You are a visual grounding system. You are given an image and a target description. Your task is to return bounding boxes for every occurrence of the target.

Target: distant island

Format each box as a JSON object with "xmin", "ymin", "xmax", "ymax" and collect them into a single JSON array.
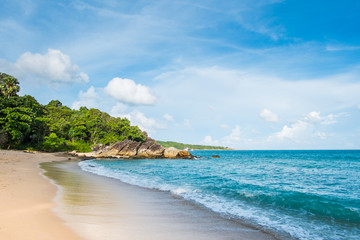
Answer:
[{"xmin": 157, "ymin": 141, "xmax": 232, "ymax": 150}]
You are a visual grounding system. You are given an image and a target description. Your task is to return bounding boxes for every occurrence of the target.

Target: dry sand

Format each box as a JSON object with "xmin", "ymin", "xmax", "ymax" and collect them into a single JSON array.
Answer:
[{"xmin": 0, "ymin": 150, "xmax": 83, "ymax": 240}]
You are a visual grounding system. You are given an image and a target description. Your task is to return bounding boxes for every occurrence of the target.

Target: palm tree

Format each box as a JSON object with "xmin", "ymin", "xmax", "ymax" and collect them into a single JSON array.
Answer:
[{"xmin": 0, "ymin": 73, "xmax": 20, "ymax": 98}]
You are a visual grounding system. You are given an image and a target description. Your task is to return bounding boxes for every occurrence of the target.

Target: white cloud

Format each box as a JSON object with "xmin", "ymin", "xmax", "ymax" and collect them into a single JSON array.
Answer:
[
  {"xmin": 304, "ymin": 111, "xmax": 339, "ymax": 125},
  {"xmin": 358, "ymin": 104, "xmax": 360, "ymax": 110},
  {"xmin": 5, "ymin": 49, "xmax": 89, "ymax": 83},
  {"xmin": 153, "ymin": 66, "xmax": 360, "ymax": 148},
  {"xmin": 121, "ymin": 110, "xmax": 166, "ymax": 133},
  {"xmin": 110, "ymin": 102, "xmax": 128, "ymax": 116},
  {"xmin": 326, "ymin": 45, "xmax": 360, "ymax": 52},
  {"xmin": 222, "ymin": 125, "xmax": 242, "ymax": 145},
  {"xmin": 260, "ymin": 109, "xmax": 278, "ymax": 122},
  {"xmin": 270, "ymin": 111, "xmax": 341, "ymax": 143},
  {"xmin": 72, "ymin": 86, "xmax": 99, "ymax": 110},
  {"xmin": 104, "ymin": 77, "xmax": 156, "ymax": 105},
  {"xmin": 274, "ymin": 120, "xmax": 309, "ymax": 142},
  {"xmin": 163, "ymin": 113, "xmax": 174, "ymax": 121},
  {"xmin": 316, "ymin": 131, "xmax": 328, "ymax": 140},
  {"xmin": 304, "ymin": 111, "xmax": 321, "ymax": 123},
  {"xmin": 202, "ymin": 136, "xmax": 219, "ymax": 146},
  {"xmin": 155, "ymin": 66, "xmax": 360, "ymax": 117},
  {"xmin": 220, "ymin": 124, "xmax": 229, "ymax": 129},
  {"xmin": 319, "ymin": 114, "xmax": 336, "ymax": 125}
]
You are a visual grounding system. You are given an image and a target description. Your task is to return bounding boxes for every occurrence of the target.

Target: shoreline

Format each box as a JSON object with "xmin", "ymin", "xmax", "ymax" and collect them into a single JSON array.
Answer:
[
  {"xmin": 0, "ymin": 150, "xmax": 278, "ymax": 240},
  {"xmin": 41, "ymin": 159, "xmax": 279, "ymax": 240},
  {"xmin": 0, "ymin": 150, "xmax": 83, "ymax": 240}
]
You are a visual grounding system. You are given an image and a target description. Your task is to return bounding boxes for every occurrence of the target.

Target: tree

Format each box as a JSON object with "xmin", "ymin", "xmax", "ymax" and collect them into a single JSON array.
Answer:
[
  {"xmin": 0, "ymin": 73, "xmax": 20, "ymax": 98},
  {"xmin": 0, "ymin": 72, "xmax": 147, "ymax": 150},
  {"xmin": 0, "ymin": 107, "xmax": 34, "ymax": 148},
  {"xmin": 46, "ymin": 100, "xmax": 63, "ymax": 108},
  {"xmin": 42, "ymin": 133, "xmax": 65, "ymax": 151}
]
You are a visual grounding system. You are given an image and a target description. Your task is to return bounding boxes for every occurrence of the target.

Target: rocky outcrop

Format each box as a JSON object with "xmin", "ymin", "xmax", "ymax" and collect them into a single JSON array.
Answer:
[
  {"xmin": 164, "ymin": 147, "xmax": 192, "ymax": 159},
  {"xmin": 70, "ymin": 138, "xmax": 192, "ymax": 159},
  {"xmin": 118, "ymin": 140, "xmax": 142, "ymax": 157},
  {"xmin": 137, "ymin": 138, "xmax": 165, "ymax": 158}
]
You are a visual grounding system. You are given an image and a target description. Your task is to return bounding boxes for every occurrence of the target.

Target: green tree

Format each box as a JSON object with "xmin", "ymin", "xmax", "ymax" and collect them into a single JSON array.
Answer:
[
  {"xmin": 0, "ymin": 73, "xmax": 147, "ymax": 151},
  {"xmin": 0, "ymin": 73, "xmax": 20, "ymax": 98},
  {"xmin": 42, "ymin": 133, "xmax": 65, "ymax": 151},
  {"xmin": 46, "ymin": 100, "xmax": 63, "ymax": 108},
  {"xmin": 0, "ymin": 107, "xmax": 34, "ymax": 148},
  {"xmin": 70, "ymin": 125, "xmax": 88, "ymax": 140}
]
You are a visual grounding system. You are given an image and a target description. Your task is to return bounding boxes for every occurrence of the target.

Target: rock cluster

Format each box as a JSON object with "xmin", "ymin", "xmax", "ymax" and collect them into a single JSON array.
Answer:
[{"xmin": 70, "ymin": 138, "xmax": 193, "ymax": 159}]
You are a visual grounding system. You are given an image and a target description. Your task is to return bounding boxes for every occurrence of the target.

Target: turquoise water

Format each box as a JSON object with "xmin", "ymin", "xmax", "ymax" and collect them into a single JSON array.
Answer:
[{"xmin": 79, "ymin": 150, "xmax": 360, "ymax": 240}]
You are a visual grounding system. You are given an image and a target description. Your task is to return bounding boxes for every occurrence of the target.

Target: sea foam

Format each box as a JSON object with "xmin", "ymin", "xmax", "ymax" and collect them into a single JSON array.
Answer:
[{"xmin": 79, "ymin": 150, "xmax": 360, "ymax": 240}]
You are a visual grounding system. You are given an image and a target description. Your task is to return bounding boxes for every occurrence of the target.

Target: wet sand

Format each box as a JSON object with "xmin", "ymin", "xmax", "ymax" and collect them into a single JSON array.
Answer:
[{"xmin": 41, "ymin": 160, "xmax": 278, "ymax": 240}]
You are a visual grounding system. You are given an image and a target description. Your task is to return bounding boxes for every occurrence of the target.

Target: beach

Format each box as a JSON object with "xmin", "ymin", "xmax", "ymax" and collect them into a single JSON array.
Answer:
[
  {"xmin": 0, "ymin": 150, "xmax": 82, "ymax": 240},
  {"xmin": 0, "ymin": 150, "xmax": 276, "ymax": 240}
]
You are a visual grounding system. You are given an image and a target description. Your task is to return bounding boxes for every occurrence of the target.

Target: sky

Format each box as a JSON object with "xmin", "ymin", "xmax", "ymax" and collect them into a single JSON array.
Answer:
[{"xmin": 1, "ymin": 0, "xmax": 360, "ymax": 149}]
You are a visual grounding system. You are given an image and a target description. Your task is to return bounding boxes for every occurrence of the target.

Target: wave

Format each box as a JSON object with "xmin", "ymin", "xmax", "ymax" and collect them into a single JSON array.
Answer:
[{"xmin": 79, "ymin": 155, "xmax": 360, "ymax": 240}]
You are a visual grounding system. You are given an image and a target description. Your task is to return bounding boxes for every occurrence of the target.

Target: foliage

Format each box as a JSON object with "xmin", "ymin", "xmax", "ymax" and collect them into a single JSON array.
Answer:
[
  {"xmin": 157, "ymin": 141, "xmax": 230, "ymax": 150},
  {"xmin": 0, "ymin": 72, "xmax": 20, "ymax": 98},
  {"xmin": 65, "ymin": 140, "xmax": 92, "ymax": 152},
  {"xmin": 43, "ymin": 104, "xmax": 146, "ymax": 149},
  {"xmin": 0, "ymin": 95, "xmax": 48, "ymax": 148},
  {"xmin": 0, "ymin": 107, "xmax": 34, "ymax": 147},
  {"xmin": 42, "ymin": 133, "xmax": 66, "ymax": 152},
  {"xmin": 0, "ymin": 73, "xmax": 146, "ymax": 151}
]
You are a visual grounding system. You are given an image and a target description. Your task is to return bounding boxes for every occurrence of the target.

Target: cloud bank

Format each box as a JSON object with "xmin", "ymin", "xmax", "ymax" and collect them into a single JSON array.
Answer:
[{"xmin": 269, "ymin": 111, "xmax": 343, "ymax": 143}]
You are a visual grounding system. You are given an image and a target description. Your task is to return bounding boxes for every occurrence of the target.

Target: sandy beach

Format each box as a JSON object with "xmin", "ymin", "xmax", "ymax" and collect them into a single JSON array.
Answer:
[
  {"xmin": 0, "ymin": 150, "xmax": 278, "ymax": 240},
  {"xmin": 0, "ymin": 150, "xmax": 82, "ymax": 240}
]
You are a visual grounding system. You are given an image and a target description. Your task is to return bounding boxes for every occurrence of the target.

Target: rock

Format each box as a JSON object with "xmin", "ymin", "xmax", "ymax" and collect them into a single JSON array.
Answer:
[
  {"xmin": 118, "ymin": 140, "xmax": 141, "ymax": 157},
  {"xmin": 148, "ymin": 143, "xmax": 165, "ymax": 158},
  {"xmin": 72, "ymin": 139, "xmax": 193, "ymax": 159},
  {"xmin": 164, "ymin": 147, "xmax": 179, "ymax": 158},
  {"xmin": 142, "ymin": 131, "xmax": 149, "ymax": 138},
  {"xmin": 69, "ymin": 150, "xmax": 77, "ymax": 155},
  {"xmin": 102, "ymin": 141, "xmax": 129, "ymax": 156},
  {"xmin": 163, "ymin": 147, "xmax": 192, "ymax": 159},
  {"xmin": 212, "ymin": 155, "xmax": 220, "ymax": 158},
  {"xmin": 91, "ymin": 144, "xmax": 105, "ymax": 152},
  {"xmin": 137, "ymin": 138, "xmax": 165, "ymax": 158},
  {"xmin": 178, "ymin": 150, "xmax": 192, "ymax": 159}
]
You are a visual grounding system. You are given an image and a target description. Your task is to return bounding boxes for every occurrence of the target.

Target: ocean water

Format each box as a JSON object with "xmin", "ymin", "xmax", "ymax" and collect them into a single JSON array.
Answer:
[{"xmin": 78, "ymin": 150, "xmax": 360, "ymax": 240}]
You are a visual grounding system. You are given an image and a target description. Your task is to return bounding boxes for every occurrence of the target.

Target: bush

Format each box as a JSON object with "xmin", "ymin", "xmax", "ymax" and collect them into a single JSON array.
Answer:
[
  {"xmin": 65, "ymin": 140, "xmax": 91, "ymax": 152},
  {"xmin": 42, "ymin": 133, "xmax": 66, "ymax": 151}
]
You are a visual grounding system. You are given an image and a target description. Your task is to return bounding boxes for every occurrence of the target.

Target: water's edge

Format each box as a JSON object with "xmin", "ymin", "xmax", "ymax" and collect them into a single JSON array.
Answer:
[
  {"xmin": 77, "ymin": 150, "xmax": 360, "ymax": 240},
  {"xmin": 40, "ymin": 160, "xmax": 280, "ymax": 240}
]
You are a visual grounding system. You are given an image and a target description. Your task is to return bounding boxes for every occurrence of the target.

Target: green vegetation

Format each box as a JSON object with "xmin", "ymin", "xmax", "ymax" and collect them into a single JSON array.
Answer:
[
  {"xmin": 0, "ymin": 73, "xmax": 146, "ymax": 152},
  {"xmin": 157, "ymin": 141, "xmax": 231, "ymax": 150},
  {"xmin": 0, "ymin": 73, "xmax": 20, "ymax": 98}
]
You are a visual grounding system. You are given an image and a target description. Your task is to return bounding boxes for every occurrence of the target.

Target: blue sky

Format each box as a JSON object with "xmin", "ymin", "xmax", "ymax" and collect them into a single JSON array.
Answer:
[{"xmin": 1, "ymin": 0, "xmax": 360, "ymax": 149}]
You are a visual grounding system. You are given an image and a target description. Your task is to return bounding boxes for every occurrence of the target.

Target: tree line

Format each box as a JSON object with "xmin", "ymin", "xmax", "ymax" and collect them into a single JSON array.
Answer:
[
  {"xmin": 0, "ymin": 73, "xmax": 146, "ymax": 151},
  {"xmin": 157, "ymin": 141, "xmax": 230, "ymax": 150}
]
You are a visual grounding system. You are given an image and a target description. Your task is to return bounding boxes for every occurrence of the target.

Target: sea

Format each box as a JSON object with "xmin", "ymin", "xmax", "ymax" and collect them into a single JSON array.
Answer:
[{"xmin": 78, "ymin": 150, "xmax": 360, "ymax": 240}]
